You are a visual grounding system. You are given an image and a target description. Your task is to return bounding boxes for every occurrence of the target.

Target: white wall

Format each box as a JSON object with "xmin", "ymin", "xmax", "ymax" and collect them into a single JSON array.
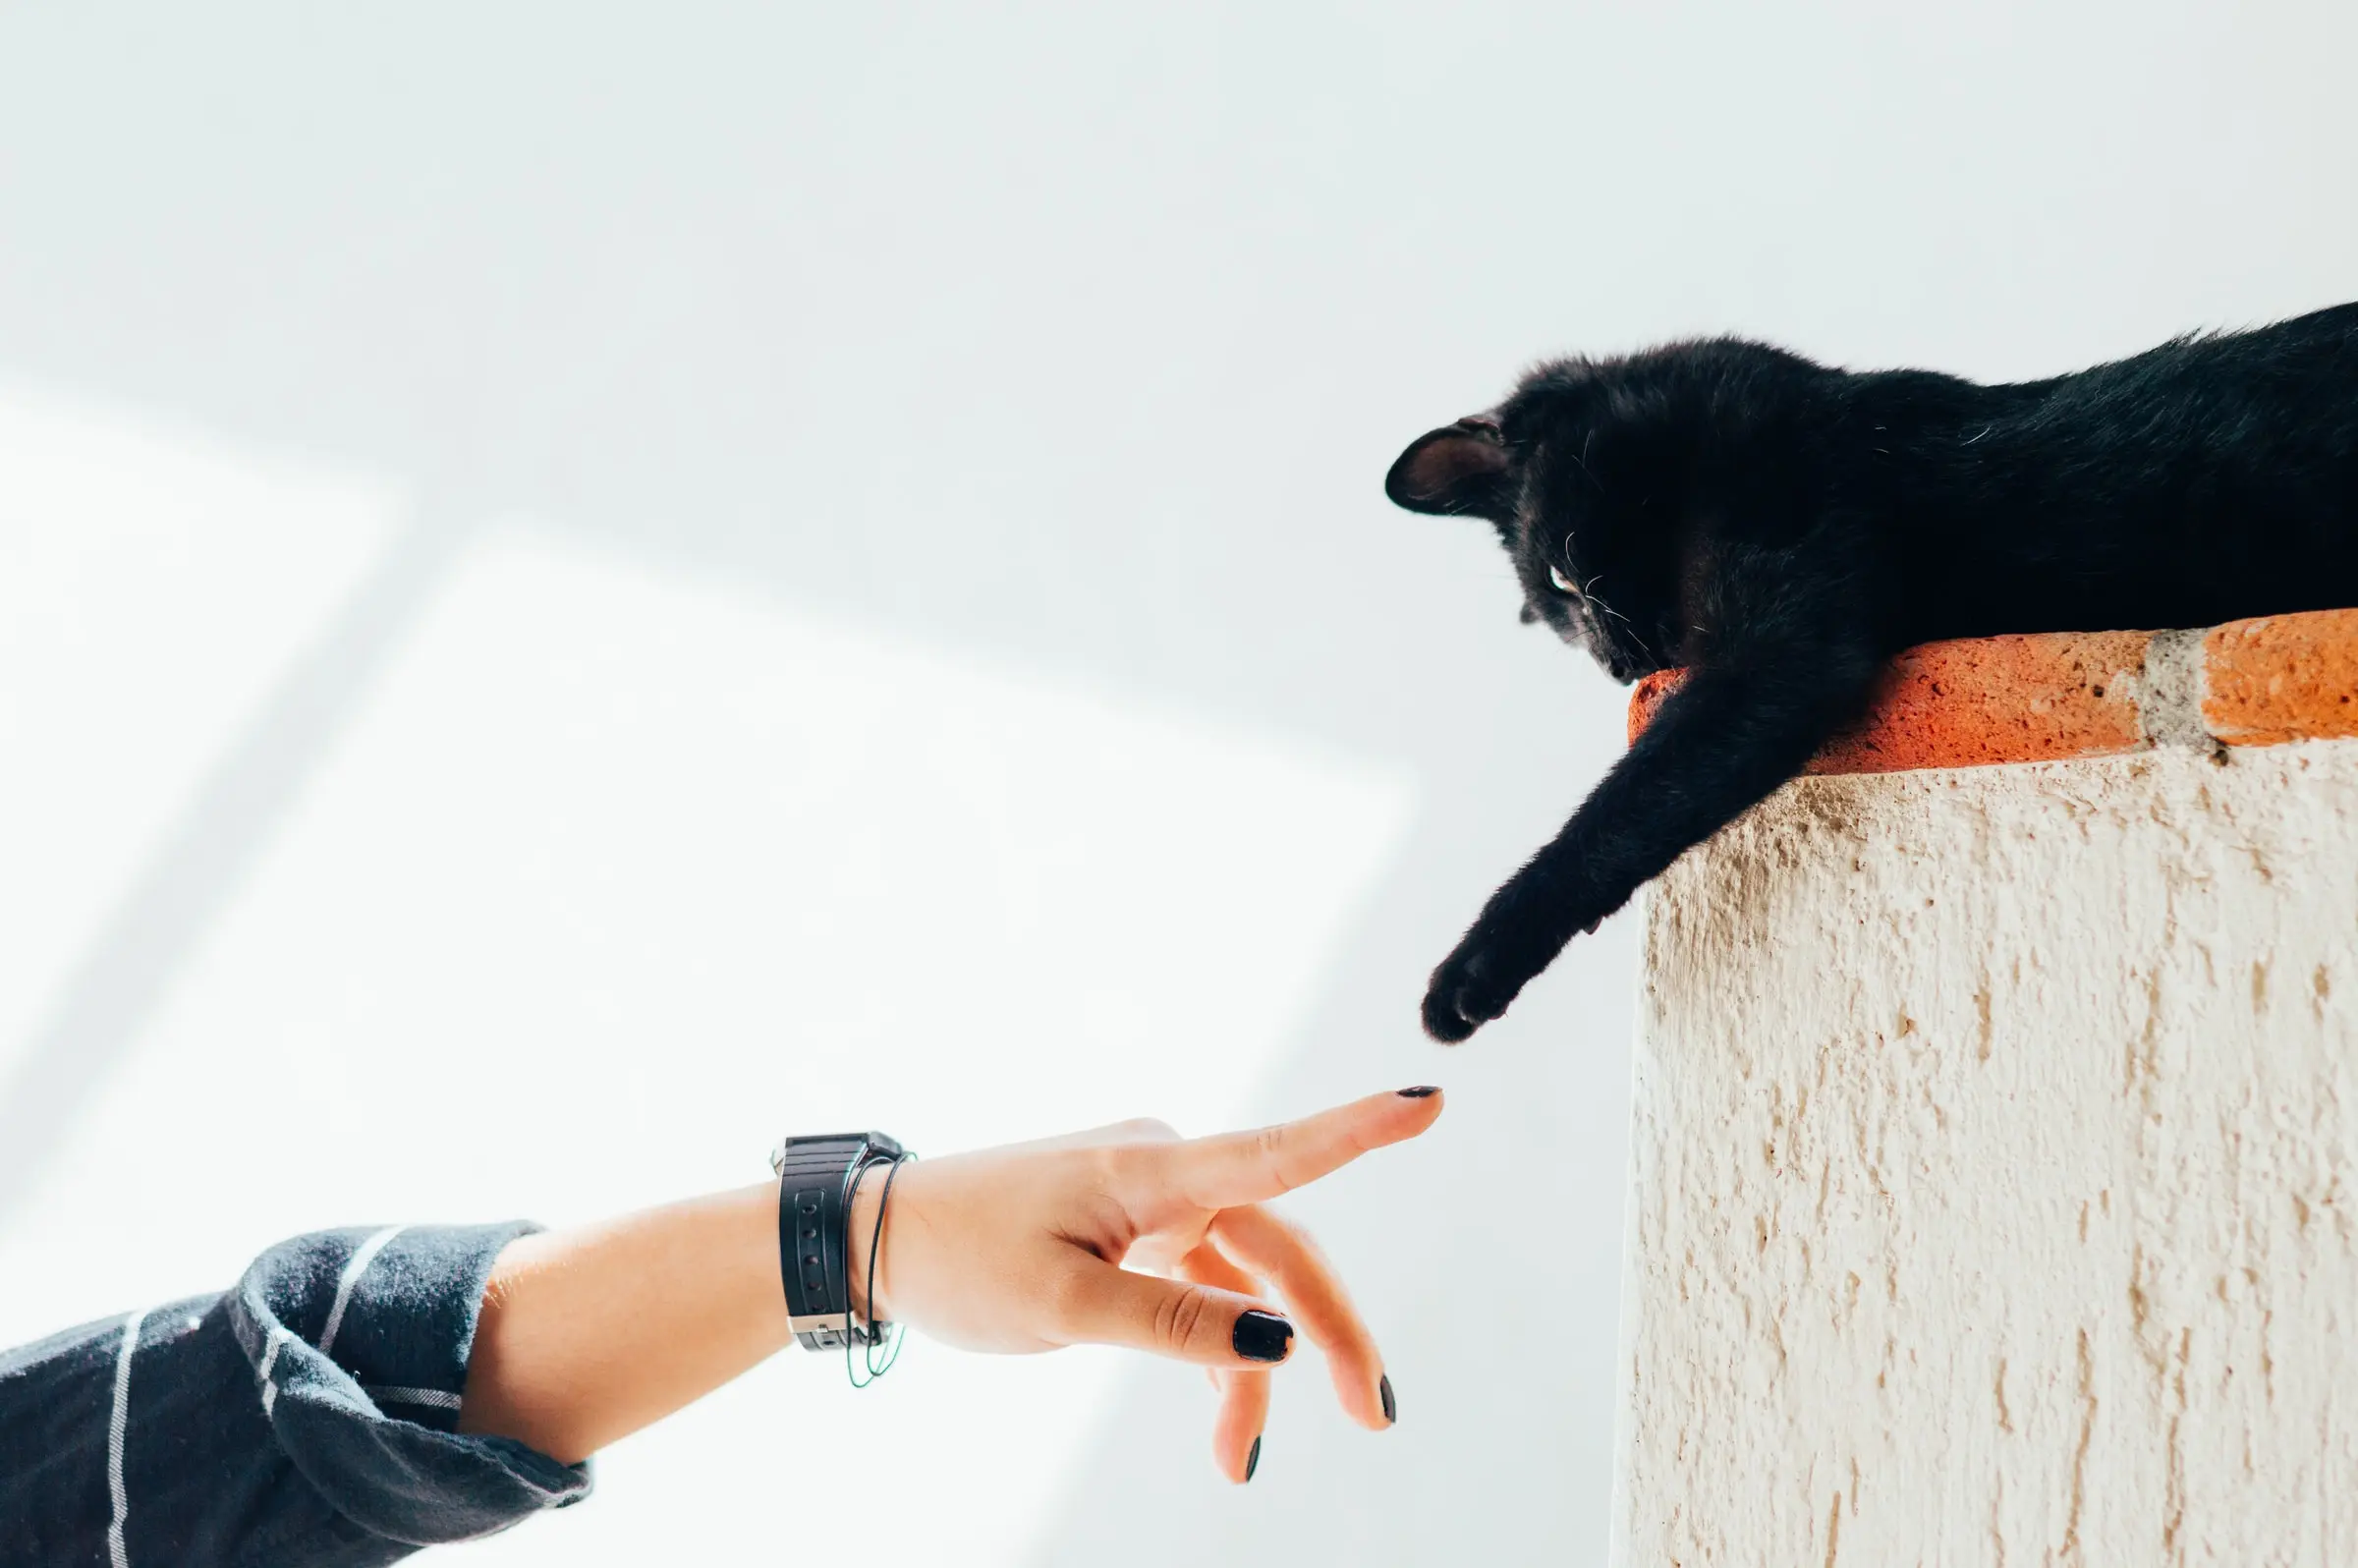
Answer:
[
  {"xmin": 1622, "ymin": 741, "xmax": 2358, "ymax": 1565},
  {"xmin": 0, "ymin": 4, "xmax": 2352, "ymax": 1562}
]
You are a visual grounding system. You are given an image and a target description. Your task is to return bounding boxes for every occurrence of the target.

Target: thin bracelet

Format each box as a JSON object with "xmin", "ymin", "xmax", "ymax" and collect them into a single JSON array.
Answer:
[{"xmin": 847, "ymin": 1151, "xmax": 916, "ymax": 1386}]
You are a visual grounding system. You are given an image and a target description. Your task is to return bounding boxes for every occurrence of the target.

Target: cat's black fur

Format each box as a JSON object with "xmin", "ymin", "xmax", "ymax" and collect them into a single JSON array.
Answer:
[{"xmin": 1389, "ymin": 302, "xmax": 2358, "ymax": 1043}]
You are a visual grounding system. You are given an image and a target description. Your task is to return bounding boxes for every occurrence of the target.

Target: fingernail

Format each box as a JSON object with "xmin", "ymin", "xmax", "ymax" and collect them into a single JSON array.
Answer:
[
  {"xmin": 1233, "ymin": 1310, "xmax": 1294, "ymax": 1363},
  {"xmin": 1379, "ymin": 1373, "xmax": 1397, "ymax": 1426},
  {"xmin": 1397, "ymin": 1085, "xmax": 1440, "ymax": 1098},
  {"xmin": 1245, "ymin": 1434, "xmax": 1263, "ymax": 1483}
]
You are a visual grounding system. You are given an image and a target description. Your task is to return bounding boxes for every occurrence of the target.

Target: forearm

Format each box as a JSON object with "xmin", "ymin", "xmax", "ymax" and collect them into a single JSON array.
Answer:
[{"xmin": 457, "ymin": 1182, "xmax": 800, "ymax": 1464}]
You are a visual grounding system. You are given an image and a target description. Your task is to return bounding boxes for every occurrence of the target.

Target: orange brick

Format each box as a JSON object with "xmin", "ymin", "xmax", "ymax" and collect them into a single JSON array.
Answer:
[
  {"xmin": 2201, "ymin": 608, "xmax": 2358, "ymax": 748},
  {"xmin": 1624, "ymin": 630, "xmax": 2155, "ymax": 775},
  {"xmin": 1810, "ymin": 630, "xmax": 2153, "ymax": 775}
]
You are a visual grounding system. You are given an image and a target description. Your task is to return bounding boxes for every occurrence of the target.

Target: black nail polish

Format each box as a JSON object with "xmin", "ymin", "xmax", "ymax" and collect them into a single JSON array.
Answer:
[
  {"xmin": 1245, "ymin": 1434, "xmax": 1263, "ymax": 1483},
  {"xmin": 1379, "ymin": 1373, "xmax": 1397, "ymax": 1425},
  {"xmin": 1397, "ymin": 1085, "xmax": 1440, "ymax": 1098},
  {"xmin": 1233, "ymin": 1310, "xmax": 1294, "ymax": 1363}
]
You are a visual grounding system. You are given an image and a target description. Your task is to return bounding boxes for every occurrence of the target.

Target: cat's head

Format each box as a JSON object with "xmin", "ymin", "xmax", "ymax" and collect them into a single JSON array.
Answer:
[{"xmin": 1385, "ymin": 364, "xmax": 1700, "ymax": 685}]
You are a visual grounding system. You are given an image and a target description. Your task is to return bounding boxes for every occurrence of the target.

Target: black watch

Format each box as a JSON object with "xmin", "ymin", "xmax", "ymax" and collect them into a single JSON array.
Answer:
[{"xmin": 769, "ymin": 1132, "xmax": 905, "ymax": 1351}]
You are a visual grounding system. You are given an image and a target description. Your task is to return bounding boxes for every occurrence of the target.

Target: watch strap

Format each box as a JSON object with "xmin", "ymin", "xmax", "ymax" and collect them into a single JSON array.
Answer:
[{"xmin": 772, "ymin": 1132, "xmax": 903, "ymax": 1351}]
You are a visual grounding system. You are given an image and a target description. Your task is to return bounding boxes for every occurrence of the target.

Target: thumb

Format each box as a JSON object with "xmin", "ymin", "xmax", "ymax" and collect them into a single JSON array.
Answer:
[{"xmin": 1054, "ymin": 1259, "xmax": 1298, "ymax": 1369}]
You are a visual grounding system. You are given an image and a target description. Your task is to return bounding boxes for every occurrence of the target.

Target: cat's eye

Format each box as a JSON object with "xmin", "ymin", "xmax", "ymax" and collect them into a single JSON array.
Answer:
[{"xmin": 1548, "ymin": 564, "xmax": 1580, "ymax": 596}]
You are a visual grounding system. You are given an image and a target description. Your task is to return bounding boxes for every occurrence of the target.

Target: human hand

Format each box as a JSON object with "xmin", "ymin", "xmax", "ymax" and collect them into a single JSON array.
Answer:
[{"xmin": 852, "ymin": 1087, "xmax": 1443, "ymax": 1483}]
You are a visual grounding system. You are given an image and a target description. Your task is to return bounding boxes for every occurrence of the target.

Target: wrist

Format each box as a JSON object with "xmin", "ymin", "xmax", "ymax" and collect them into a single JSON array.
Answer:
[{"xmin": 733, "ymin": 1183, "xmax": 798, "ymax": 1355}]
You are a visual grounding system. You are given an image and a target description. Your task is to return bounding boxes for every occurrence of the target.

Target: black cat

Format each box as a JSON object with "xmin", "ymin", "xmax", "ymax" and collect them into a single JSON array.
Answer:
[{"xmin": 1388, "ymin": 301, "xmax": 2358, "ymax": 1042}]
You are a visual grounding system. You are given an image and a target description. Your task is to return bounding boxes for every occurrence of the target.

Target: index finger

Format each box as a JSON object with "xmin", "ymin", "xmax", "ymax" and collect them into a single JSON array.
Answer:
[{"xmin": 1154, "ymin": 1088, "xmax": 1443, "ymax": 1211}]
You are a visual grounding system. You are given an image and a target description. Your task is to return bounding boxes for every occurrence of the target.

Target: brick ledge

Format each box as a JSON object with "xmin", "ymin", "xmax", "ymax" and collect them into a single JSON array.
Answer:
[{"xmin": 1626, "ymin": 606, "xmax": 2358, "ymax": 775}]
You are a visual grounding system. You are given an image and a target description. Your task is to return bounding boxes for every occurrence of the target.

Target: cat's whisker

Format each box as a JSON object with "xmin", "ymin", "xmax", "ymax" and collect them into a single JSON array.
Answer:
[{"xmin": 1590, "ymin": 592, "xmax": 1653, "ymax": 658}]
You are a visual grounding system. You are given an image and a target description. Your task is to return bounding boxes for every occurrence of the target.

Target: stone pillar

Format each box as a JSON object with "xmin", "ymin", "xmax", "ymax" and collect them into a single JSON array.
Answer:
[{"xmin": 1612, "ymin": 609, "xmax": 2358, "ymax": 1566}]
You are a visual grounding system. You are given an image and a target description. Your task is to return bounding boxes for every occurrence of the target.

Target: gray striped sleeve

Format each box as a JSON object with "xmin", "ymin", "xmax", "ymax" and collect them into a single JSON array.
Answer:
[{"xmin": 0, "ymin": 1221, "xmax": 591, "ymax": 1566}]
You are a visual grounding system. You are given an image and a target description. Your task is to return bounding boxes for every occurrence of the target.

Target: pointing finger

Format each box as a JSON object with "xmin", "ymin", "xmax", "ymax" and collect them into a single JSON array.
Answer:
[{"xmin": 1149, "ymin": 1088, "xmax": 1443, "ymax": 1212}]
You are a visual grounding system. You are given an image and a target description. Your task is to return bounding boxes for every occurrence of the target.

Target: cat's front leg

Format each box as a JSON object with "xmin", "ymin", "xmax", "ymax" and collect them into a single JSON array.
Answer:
[
  {"xmin": 1422, "ymin": 645, "xmax": 1877, "ymax": 1042},
  {"xmin": 1420, "ymin": 859, "xmax": 1616, "ymax": 1043}
]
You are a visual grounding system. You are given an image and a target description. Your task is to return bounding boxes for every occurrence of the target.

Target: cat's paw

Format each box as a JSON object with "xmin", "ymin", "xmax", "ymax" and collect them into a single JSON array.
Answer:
[
  {"xmin": 1422, "ymin": 913, "xmax": 1603, "ymax": 1042},
  {"xmin": 1421, "ymin": 941, "xmax": 1519, "ymax": 1043}
]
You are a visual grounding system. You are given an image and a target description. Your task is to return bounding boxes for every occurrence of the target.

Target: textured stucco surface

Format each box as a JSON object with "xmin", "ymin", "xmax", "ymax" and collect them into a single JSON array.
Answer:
[{"xmin": 1615, "ymin": 739, "xmax": 2358, "ymax": 1567}]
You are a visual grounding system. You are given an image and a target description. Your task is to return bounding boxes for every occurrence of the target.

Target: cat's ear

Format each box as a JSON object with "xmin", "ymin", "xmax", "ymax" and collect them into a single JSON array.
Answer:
[{"xmin": 1385, "ymin": 417, "xmax": 1514, "ymax": 521}]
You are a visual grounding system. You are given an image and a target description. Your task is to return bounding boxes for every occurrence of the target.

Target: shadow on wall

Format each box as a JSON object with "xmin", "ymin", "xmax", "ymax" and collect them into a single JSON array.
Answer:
[{"xmin": 0, "ymin": 511, "xmax": 472, "ymax": 1227}]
